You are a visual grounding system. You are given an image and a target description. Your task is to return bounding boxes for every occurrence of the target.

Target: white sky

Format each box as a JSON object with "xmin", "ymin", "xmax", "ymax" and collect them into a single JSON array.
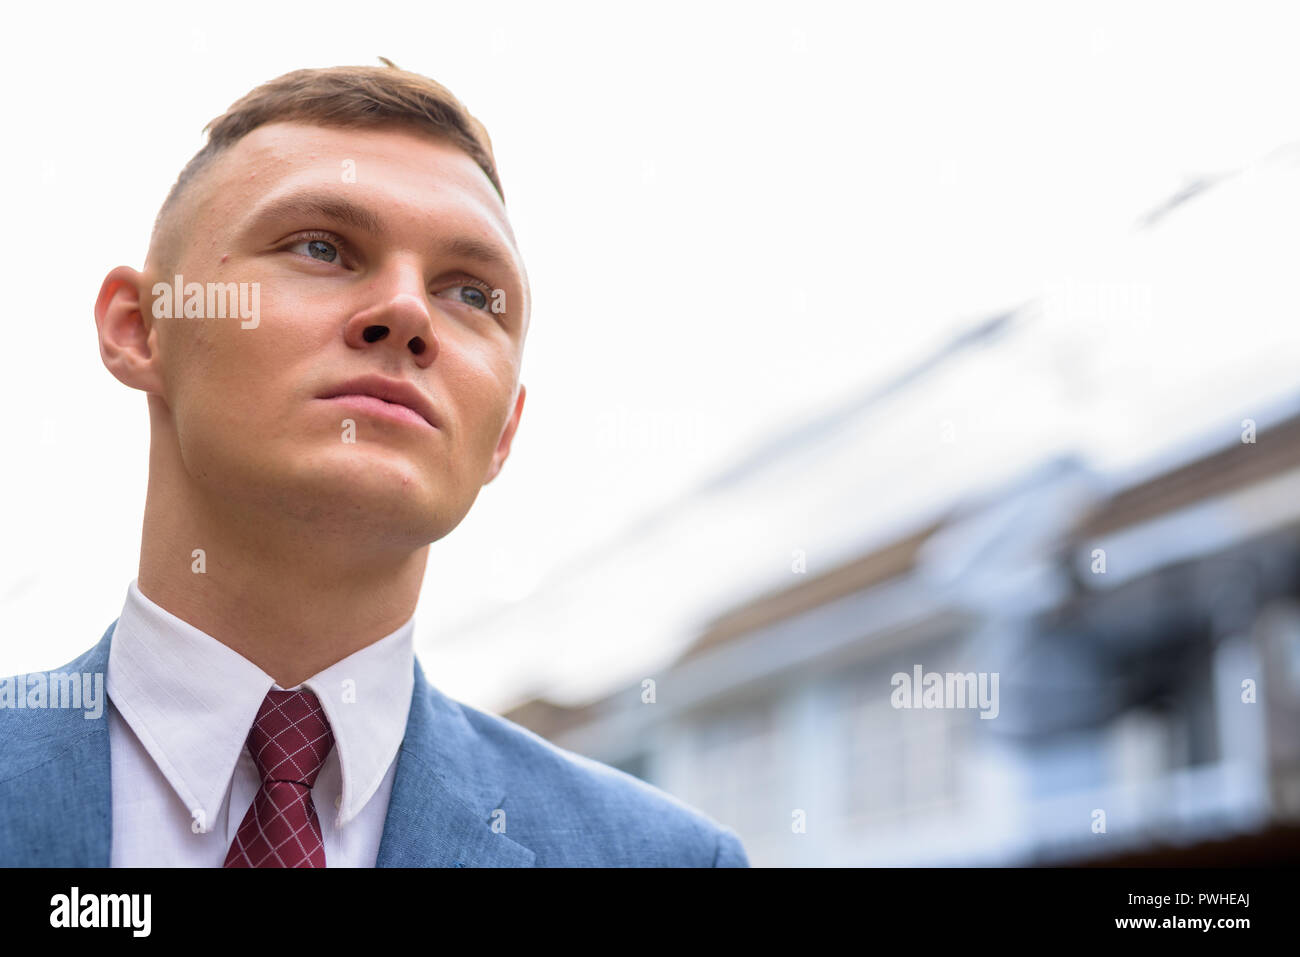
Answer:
[{"xmin": 2, "ymin": 0, "xmax": 1299, "ymax": 698}]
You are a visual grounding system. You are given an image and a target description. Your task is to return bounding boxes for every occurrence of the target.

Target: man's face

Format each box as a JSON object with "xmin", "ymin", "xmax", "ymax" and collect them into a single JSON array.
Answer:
[{"xmin": 142, "ymin": 121, "xmax": 528, "ymax": 547}]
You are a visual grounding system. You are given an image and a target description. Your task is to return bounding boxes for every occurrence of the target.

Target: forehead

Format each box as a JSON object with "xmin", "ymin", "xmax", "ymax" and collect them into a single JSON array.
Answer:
[{"xmin": 203, "ymin": 121, "xmax": 517, "ymax": 251}]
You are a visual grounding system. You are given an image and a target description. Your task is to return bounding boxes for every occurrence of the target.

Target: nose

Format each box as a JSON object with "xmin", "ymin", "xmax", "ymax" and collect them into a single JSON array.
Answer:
[{"xmin": 342, "ymin": 265, "xmax": 439, "ymax": 368}]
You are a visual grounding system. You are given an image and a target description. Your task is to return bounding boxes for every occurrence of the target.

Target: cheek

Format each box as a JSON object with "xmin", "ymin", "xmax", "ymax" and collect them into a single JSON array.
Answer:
[
  {"xmin": 161, "ymin": 310, "xmax": 315, "ymax": 443},
  {"xmin": 444, "ymin": 359, "xmax": 516, "ymax": 458}
]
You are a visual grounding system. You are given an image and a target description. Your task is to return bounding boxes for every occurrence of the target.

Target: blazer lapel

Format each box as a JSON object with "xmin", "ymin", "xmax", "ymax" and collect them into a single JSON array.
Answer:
[
  {"xmin": 0, "ymin": 623, "xmax": 114, "ymax": 867},
  {"xmin": 376, "ymin": 659, "xmax": 534, "ymax": 867}
]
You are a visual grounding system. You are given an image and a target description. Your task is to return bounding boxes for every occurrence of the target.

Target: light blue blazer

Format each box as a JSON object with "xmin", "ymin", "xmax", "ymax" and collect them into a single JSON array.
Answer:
[{"xmin": 0, "ymin": 622, "xmax": 750, "ymax": 867}]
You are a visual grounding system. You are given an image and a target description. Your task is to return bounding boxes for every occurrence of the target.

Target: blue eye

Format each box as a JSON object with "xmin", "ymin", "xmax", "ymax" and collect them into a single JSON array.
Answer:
[
  {"xmin": 286, "ymin": 236, "xmax": 341, "ymax": 263},
  {"xmin": 440, "ymin": 283, "xmax": 492, "ymax": 311},
  {"xmin": 305, "ymin": 239, "xmax": 338, "ymax": 262},
  {"xmin": 303, "ymin": 239, "xmax": 339, "ymax": 262},
  {"xmin": 458, "ymin": 286, "xmax": 488, "ymax": 310}
]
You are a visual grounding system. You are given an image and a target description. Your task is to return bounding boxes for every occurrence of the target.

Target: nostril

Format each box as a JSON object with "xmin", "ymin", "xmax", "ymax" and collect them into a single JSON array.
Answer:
[
  {"xmin": 407, "ymin": 337, "xmax": 426, "ymax": 355},
  {"xmin": 363, "ymin": 326, "xmax": 389, "ymax": 343}
]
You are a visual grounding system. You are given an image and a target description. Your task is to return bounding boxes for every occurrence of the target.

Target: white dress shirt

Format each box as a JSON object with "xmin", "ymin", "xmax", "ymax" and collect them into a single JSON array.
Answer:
[{"xmin": 106, "ymin": 579, "xmax": 415, "ymax": 867}]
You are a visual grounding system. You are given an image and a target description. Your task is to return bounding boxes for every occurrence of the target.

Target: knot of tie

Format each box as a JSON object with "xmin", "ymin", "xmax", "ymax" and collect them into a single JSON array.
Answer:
[
  {"xmin": 246, "ymin": 688, "xmax": 335, "ymax": 789},
  {"xmin": 224, "ymin": 688, "xmax": 336, "ymax": 867}
]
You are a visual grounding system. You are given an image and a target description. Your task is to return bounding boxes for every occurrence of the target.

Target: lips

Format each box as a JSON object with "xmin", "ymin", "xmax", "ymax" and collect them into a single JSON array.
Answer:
[{"xmin": 316, "ymin": 374, "xmax": 441, "ymax": 430}]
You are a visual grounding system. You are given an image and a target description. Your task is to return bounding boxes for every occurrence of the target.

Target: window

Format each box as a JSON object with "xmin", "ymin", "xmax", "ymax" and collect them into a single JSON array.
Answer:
[{"xmin": 840, "ymin": 661, "xmax": 964, "ymax": 828}]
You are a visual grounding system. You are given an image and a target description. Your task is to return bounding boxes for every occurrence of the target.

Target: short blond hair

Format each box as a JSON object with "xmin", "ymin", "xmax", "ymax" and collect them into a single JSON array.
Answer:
[{"xmin": 150, "ymin": 59, "xmax": 503, "ymax": 269}]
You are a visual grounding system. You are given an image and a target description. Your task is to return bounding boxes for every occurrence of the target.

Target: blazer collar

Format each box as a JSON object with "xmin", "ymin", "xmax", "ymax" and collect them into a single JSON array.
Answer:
[{"xmin": 376, "ymin": 657, "xmax": 535, "ymax": 867}]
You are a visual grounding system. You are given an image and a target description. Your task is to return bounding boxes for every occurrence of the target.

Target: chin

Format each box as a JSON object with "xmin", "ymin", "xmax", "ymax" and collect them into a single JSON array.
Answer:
[
  {"xmin": 250, "ymin": 447, "xmax": 458, "ymax": 542},
  {"xmin": 310, "ymin": 459, "xmax": 441, "ymax": 509}
]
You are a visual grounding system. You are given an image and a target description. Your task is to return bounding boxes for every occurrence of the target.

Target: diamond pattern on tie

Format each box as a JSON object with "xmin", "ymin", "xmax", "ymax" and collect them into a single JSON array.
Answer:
[{"xmin": 224, "ymin": 688, "xmax": 335, "ymax": 868}]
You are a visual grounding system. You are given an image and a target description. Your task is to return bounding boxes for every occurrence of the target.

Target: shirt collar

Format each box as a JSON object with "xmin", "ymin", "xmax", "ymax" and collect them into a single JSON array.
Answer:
[{"xmin": 107, "ymin": 579, "xmax": 414, "ymax": 829}]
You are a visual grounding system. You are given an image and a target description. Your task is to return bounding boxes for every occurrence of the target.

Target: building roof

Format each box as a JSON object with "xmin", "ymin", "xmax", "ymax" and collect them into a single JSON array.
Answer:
[{"xmin": 1076, "ymin": 410, "xmax": 1300, "ymax": 538}]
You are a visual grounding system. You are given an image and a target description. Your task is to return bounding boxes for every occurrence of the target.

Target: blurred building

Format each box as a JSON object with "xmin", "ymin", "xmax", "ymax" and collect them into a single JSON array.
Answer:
[
  {"xmin": 492, "ymin": 141, "xmax": 1300, "ymax": 865},
  {"xmin": 506, "ymin": 408, "xmax": 1300, "ymax": 865}
]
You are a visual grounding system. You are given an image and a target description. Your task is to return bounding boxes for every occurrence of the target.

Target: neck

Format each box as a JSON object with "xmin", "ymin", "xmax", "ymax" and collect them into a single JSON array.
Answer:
[{"xmin": 136, "ymin": 424, "xmax": 427, "ymax": 689}]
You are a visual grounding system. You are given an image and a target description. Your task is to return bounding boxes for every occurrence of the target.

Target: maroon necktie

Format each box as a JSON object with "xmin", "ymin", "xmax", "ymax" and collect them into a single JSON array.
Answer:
[{"xmin": 224, "ymin": 688, "xmax": 335, "ymax": 868}]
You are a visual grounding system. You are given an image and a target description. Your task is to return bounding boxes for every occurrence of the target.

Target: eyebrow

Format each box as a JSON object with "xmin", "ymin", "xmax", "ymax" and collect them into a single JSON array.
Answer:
[{"xmin": 247, "ymin": 191, "xmax": 520, "ymax": 275}]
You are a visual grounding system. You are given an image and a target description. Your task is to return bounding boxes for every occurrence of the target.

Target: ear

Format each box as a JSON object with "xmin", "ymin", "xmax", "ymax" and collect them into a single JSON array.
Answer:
[
  {"xmin": 484, "ymin": 382, "xmax": 526, "ymax": 484},
  {"xmin": 94, "ymin": 265, "xmax": 166, "ymax": 395}
]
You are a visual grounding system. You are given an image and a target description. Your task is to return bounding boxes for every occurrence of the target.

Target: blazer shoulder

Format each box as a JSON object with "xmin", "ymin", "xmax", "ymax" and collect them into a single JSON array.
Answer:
[
  {"xmin": 0, "ymin": 638, "xmax": 111, "ymax": 783},
  {"xmin": 436, "ymin": 688, "xmax": 749, "ymax": 866}
]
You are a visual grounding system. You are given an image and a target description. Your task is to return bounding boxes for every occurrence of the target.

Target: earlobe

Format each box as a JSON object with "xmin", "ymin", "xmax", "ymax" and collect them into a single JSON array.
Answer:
[{"xmin": 94, "ymin": 266, "xmax": 165, "ymax": 394}]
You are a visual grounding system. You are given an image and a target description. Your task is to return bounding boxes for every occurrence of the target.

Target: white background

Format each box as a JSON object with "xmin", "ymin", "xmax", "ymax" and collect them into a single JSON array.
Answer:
[{"xmin": 2, "ymin": 0, "xmax": 1297, "ymax": 707}]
